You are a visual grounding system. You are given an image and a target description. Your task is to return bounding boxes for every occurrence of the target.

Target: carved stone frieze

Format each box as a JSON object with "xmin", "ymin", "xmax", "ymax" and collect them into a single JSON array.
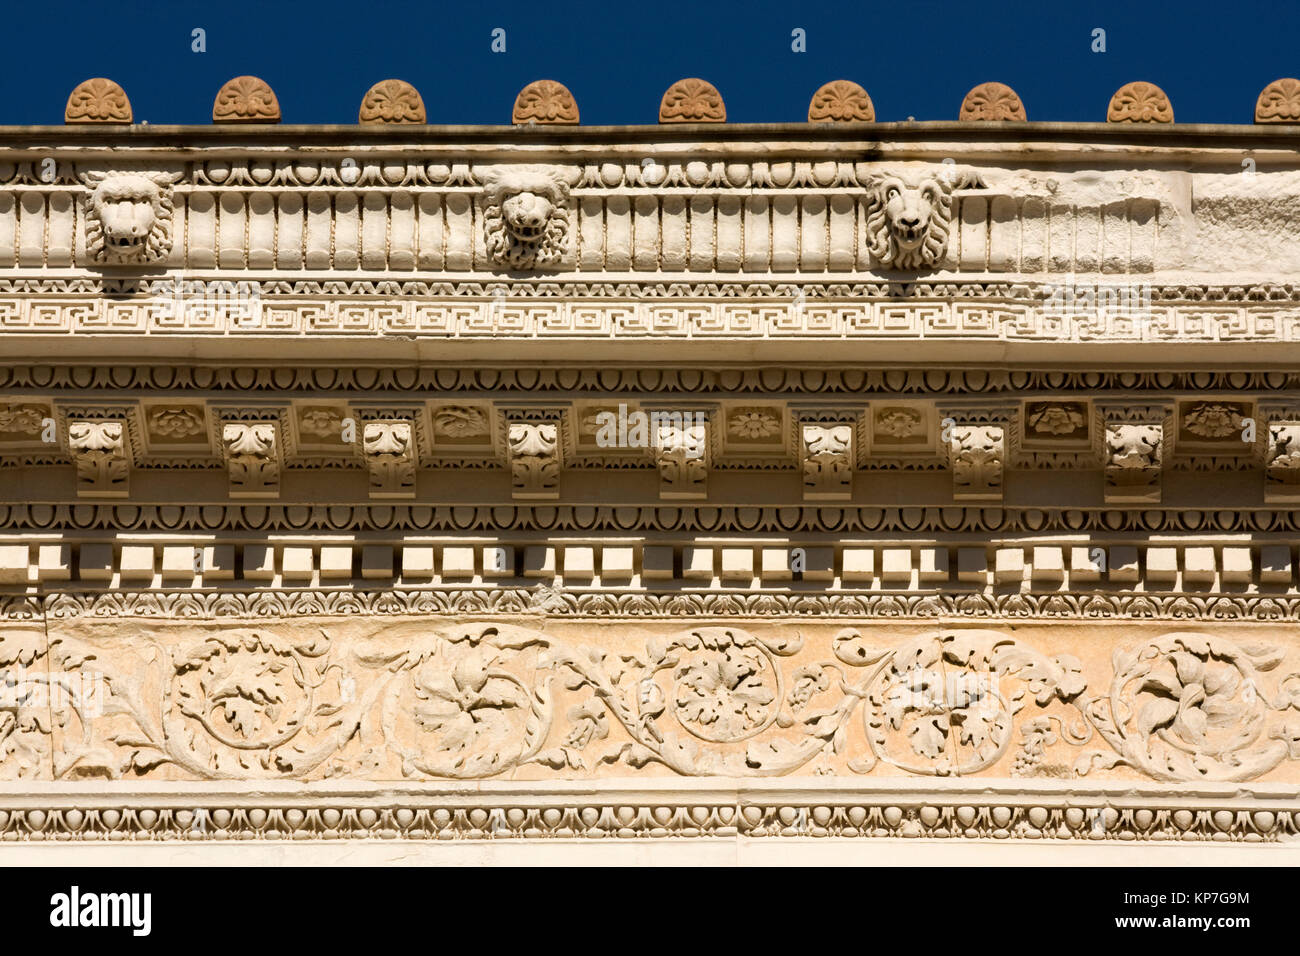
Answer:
[{"xmin": 0, "ymin": 619, "xmax": 1294, "ymax": 790}]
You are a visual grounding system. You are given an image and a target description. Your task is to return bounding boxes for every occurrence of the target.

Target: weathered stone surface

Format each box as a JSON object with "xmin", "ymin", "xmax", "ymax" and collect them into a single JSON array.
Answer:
[{"xmin": 0, "ymin": 117, "xmax": 1298, "ymax": 857}]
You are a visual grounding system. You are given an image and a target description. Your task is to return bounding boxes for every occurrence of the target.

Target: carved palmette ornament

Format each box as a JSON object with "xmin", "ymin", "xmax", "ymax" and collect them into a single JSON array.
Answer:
[
  {"xmin": 481, "ymin": 166, "xmax": 572, "ymax": 270},
  {"xmin": 1107, "ymin": 81, "xmax": 1174, "ymax": 123},
  {"xmin": 358, "ymin": 79, "xmax": 426, "ymax": 124},
  {"xmin": 659, "ymin": 78, "xmax": 726, "ymax": 123},
  {"xmin": 212, "ymin": 75, "xmax": 281, "ymax": 123},
  {"xmin": 807, "ymin": 81, "xmax": 874, "ymax": 122},
  {"xmin": 64, "ymin": 78, "xmax": 132, "ymax": 124},
  {"xmin": 512, "ymin": 80, "xmax": 579, "ymax": 125},
  {"xmin": 1256, "ymin": 78, "xmax": 1300, "ymax": 123},
  {"xmin": 959, "ymin": 82, "xmax": 1026, "ymax": 121},
  {"xmin": 79, "ymin": 169, "xmax": 183, "ymax": 264}
]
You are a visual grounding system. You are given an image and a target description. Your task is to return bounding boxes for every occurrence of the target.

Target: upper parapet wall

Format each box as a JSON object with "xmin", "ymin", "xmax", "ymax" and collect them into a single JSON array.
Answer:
[{"xmin": 1, "ymin": 123, "xmax": 1298, "ymax": 281}]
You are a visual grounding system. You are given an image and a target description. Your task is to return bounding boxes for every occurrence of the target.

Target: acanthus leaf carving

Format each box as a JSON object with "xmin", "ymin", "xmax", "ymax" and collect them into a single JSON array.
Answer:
[
  {"xmin": 801, "ymin": 423, "xmax": 853, "ymax": 500},
  {"xmin": 654, "ymin": 415, "xmax": 708, "ymax": 499},
  {"xmin": 362, "ymin": 420, "xmax": 415, "ymax": 499},
  {"xmin": 222, "ymin": 421, "xmax": 280, "ymax": 498},
  {"xmin": 507, "ymin": 421, "xmax": 560, "ymax": 499},
  {"xmin": 68, "ymin": 419, "xmax": 129, "ymax": 497},
  {"xmin": 949, "ymin": 424, "xmax": 1003, "ymax": 501},
  {"xmin": 1105, "ymin": 422, "xmax": 1163, "ymax": 503}
]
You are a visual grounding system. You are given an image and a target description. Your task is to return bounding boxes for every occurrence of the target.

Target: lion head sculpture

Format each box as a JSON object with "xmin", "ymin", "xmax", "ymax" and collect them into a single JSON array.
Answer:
[
  {"xmin": 481, "ymin": 165, "xmax": 571, "ymax": 270},
  {"xmin": 865, "ymin": 167, "xmax": 984, "ymax": 270},
  {"xmin": 81, "ymin": 170, "xmax": 181, "ymax": 263}
]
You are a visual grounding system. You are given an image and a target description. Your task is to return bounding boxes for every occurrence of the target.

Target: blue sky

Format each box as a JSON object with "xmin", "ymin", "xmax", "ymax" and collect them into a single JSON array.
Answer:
[{"xmin": 7, "ymin": 0, "xmax": 1298, "ymax": 126}]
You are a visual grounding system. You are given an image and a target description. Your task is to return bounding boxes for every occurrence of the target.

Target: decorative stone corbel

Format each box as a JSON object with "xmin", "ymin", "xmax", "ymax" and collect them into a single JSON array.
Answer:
[
  {"xmin": 222, "ymin": 421, "xmax": 280, "ymax": 498},
  {"xmin": 508, "ymin": 421, "xmax": 560, "ymax": 499},
  {"xmin": 1266, "ymin": 421, "xmax": 1300, "ymax": 503},
  {"xmin": 654, "ymin": 412, "xmax": 708, "ymax": 500},
  {"xmin": 801, "ymin": 422, "xmax": 853, "ymax": 500},
  {"xmin": 362, "ymin": 420, "xmax": 416, "ymax": 499},
  {"xmin": 938, "ymin": 405, "xmax": 1011, "ymax": 502},
  {"xmin": 1104, "ymin": 422, "xmax": 1164, "ymax": 503},
  {"xmin": 948, "ymin": 423, "xmax": 1005, "ymax": 501},
  {"xmin": 68, "ymin": 419, "xmax": 129, "ymax": 497}
]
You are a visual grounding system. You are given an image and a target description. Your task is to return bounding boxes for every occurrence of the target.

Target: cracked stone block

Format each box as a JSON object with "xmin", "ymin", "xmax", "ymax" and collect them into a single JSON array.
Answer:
[
  {"xmin": 1069, "ymin": 546, "xmax": 1104, "ymax": 583},
  {"xmin": 994, "ymin": 548, "xmax": 1024, "ymax": 584}
]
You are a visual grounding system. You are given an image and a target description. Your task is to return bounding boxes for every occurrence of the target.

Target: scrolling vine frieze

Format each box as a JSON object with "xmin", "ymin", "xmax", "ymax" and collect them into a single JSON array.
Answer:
[{"xmin": 6, "ymin": 621, "xmax": 1298, "ymax": 786}]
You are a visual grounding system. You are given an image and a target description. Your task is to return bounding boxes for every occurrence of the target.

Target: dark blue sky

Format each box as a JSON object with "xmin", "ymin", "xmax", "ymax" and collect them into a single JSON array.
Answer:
[{"xmin": 7, "ymin": 0, "xmax": 1298, "ymax": 126}]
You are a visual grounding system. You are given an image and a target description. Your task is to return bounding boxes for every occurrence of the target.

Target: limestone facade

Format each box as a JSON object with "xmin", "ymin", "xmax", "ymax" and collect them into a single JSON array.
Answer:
[{"xmin": 2, "ymin": 118, "xmax": 1300, "ymax": 853}]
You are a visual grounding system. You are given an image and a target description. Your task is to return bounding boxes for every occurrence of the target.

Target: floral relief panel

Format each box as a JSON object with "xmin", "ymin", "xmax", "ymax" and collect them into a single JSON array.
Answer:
[{"xmin": 6, "ymin": 617, "xmax": 1298, "ymax": 785}]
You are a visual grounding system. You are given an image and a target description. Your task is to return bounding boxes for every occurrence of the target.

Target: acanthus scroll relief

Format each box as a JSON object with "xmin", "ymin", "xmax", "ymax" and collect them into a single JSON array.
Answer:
[{"xmin": 6, "ymin": 621, "xmax": 1298, "ymax": 786}]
